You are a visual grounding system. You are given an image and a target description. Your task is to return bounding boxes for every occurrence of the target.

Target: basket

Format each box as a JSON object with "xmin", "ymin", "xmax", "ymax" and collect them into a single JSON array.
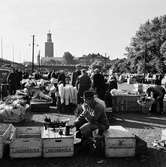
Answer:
[
  {"xmin": 137, "ymin": 98, "xmax": 154, "ymax": 108},
  {"xmin": 137, "ymin": 97, "xmax": 154, "ymax": 113}
]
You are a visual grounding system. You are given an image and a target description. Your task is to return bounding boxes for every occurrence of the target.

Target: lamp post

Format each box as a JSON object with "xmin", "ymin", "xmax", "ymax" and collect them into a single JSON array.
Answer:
[
  {"xmin": 143, "ymin": 43, "xmax": 148, "ymax": 83},
  {"xmin": 30, "ymin": 35, "xmax": 39, "ymax": 74}
]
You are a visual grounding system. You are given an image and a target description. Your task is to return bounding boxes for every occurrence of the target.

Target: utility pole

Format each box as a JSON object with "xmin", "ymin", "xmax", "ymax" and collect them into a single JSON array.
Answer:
[
  {"xmin": 32, "ymin": 35, "xmax": 35, "ymax": 73},
  {"xmin": 37, "ymin": 50, "xmax": 40, "ymax": 72},
  {"xmin": 12, "ymin": 45, "xmax": 14, "ymax": 67},
  {"xmin": 104, "ymin": 53, "xmax": 107, "ymax": 68}
]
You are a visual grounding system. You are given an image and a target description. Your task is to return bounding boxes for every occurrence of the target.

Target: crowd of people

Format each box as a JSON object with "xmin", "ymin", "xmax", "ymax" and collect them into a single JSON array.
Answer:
[
  {"xmin": 6, "ymin": 66, "xmax": 117, "ymax": 107},
  {"xmin": 4, "ymin": 66, "xmax": 119, "ymax": 142},
  {"xmin": 1, "ymin": 65, "xmax": 166, "ymax": 152}
]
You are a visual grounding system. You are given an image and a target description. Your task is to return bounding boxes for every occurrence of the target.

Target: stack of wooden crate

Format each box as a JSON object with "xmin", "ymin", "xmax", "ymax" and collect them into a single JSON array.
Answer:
[
  {"xmin": 9, "ymin": 126, "xmax": 42, "ymax": 158},
  {"xmin": 0, "ymin": 124, "xmax": 14, "ymax": 158}
]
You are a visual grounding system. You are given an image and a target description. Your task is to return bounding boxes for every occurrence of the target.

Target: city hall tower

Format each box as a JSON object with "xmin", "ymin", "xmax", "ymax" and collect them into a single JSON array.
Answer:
[{"xmin": 45, "ymin": 31, "xmax": 54, "ymax": 57}]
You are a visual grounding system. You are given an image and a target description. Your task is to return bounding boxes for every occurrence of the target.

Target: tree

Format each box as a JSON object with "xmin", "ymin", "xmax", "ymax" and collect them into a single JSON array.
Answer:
[
  {"xmin": 125, "ymin": 15, "xmax": 166, "ymax": 74},
  {"xmin": 63, "ymin": 52, "xmax": 74, "ymax": 64}
]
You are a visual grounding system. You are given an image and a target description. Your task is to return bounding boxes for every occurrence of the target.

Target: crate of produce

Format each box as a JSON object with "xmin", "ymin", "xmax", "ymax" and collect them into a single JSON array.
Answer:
[
  {"xmin": 41, "ymin": 127, "xmax": 74, "ymax": 157},
  {"xmin": 10, "ymin": 126, "xmax": 42, "ymax": 158},
  {"xmin": 103, "ymin": 126, "xmax": 136, "ymax": 157},
  {"xmin": 0, "ymin": 124, "xmax": 14, "ymax": 158}
]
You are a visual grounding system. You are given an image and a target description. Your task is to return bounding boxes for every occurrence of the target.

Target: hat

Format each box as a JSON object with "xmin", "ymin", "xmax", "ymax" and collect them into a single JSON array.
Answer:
[{"xmin": 83, "ymin": 91, "xmax": 94, "ymax": 99}]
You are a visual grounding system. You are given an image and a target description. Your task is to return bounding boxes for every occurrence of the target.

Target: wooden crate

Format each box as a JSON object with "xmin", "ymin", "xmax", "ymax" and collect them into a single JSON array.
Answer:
[
  {"xmin": 164, "ymin": 99, "xmax": 166, "ymax": 113},
  {"xmin": 0, "ymin": 124, "xmax": 14, "ymax": 158},
  {"xmin": 161, "ymin": 129, "xmax": 166, "ymax": 140},
  {"xmin": 125, "ymin": 95, "xmax": 140, "ymax": 113},
  {"xmin": 103, "ymin": 126, "xmax": 136, "ymax": 157},
  {"xmin": 41, "ymin": 127, "xmax": 74, "ymax": 157},
  {"xmin": 10, "ymin": 126, "xmax": 42, "ymax": 158},
  {"xmin": 30, "ymin": 100, "xmax": 51, "ymax": 112},
  {"xmin": 112, "ymin": 96, "xmax": 127, "ymax": 112}
]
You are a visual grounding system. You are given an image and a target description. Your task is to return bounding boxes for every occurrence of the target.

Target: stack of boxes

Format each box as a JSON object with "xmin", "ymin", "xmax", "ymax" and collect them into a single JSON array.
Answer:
[
  {"xmin": 10, "ymin": 127, "xmax": 42, "ymax": 158},
  {"xmin": 0, "ymin": 124, "xmax": 14, "ymax": 158}
]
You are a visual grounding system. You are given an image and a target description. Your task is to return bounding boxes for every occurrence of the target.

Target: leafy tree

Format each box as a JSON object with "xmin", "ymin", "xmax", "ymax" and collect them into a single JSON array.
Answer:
[
  {"xmin": 125, "ymin": 15, "xmax": 166, "ymax": 74},
  {"xmin": 63, "ymin": 52, "xmax": 74, "ymax": 64}
]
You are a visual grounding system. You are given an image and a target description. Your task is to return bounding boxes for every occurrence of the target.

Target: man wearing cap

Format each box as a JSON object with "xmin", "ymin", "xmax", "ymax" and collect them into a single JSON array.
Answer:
[{"xmin": 73, "ymin": 90, "xmax": 109, "ymax": 139}]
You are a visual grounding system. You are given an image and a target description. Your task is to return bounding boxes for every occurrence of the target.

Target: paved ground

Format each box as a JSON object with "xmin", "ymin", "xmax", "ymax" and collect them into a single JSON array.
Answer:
[{"xmin": 1, "ymin": 82, "xmax": 166, "ymax": 166}]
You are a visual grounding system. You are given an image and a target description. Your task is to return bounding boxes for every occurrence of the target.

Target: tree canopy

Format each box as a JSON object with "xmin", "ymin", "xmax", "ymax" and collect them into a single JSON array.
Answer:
[
  {"xmin": 63, "ymin": 52, "xmax": 75, "ymax": 64},
  {"xmin": 125, "ymin": 15, "xmax": 166, "ymax": 74}
]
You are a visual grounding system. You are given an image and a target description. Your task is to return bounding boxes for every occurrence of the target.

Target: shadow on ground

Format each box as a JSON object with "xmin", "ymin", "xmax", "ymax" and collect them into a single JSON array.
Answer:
[
  {"xmin": 111, "ymin": 112, "xmax": 166, "ymax": 129},
  {"xmin": 1, "ymin": 147, "xmax": 166, "ymax": 167}
]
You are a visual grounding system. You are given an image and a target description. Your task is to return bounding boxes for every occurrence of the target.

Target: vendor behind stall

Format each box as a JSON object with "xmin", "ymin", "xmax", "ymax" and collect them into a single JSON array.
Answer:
[
  {"xmin": 73, "ymin": 90, "xmax": 109, "ymax": 139},
  {"xmin": 146, "ymin": 83, "xmax": 165, "ymax": 114}
]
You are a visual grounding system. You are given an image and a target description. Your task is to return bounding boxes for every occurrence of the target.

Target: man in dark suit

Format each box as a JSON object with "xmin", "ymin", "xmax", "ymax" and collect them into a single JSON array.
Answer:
[
  {"xmin": 76, "ymin": 69, "xmax": 91, "ymax": 104},
  {"xmin": 92, "ymin": 69, "xmax": 106, "ymax": 100},
  {"xmin": 71, "ymin": 65, "xmax": 81, "ymax": 87}
]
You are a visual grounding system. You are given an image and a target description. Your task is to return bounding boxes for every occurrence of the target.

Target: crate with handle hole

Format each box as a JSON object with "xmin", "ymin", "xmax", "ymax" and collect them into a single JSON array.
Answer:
[
  {"xmin": 9, "ymin": 126, "xmax": 42, "ymax": 158},
  {"xmin": 0, "ymin": 124, "xmax": 15, "ymax": 158},
  {"xmin": 41, "ymin": 127, "xmax": 74, "ymax": 157}
]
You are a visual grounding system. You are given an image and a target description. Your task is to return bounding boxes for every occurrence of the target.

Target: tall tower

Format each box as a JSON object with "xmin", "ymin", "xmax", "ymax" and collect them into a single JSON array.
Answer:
[{"xmin": 45, "ymin": 31, "xmax": 54, "ymax": 57}]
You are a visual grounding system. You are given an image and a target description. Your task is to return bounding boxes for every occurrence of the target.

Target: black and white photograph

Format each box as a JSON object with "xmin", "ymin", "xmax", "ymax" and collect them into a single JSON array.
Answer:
[{"xmin": 0, "ymin": 0, "xmax": 166, "ymax": 166}]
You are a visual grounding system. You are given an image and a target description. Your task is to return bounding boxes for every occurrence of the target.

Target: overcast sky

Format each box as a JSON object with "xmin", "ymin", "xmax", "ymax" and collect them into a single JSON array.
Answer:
[{"xmin": 0, "ymin": 0, "xmax": 166, "ymax": 63}]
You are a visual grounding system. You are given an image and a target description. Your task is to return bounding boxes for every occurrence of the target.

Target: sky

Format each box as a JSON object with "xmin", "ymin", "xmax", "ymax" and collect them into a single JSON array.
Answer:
[{"xmin": 0, "ymin": 0, "xmax": 166, "ymax": 63}]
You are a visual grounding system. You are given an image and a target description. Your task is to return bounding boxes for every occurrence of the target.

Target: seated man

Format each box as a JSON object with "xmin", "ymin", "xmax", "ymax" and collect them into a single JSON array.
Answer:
[{"xmin": 73, "ymin": 90, "xmax": 109, "ymax": 140}]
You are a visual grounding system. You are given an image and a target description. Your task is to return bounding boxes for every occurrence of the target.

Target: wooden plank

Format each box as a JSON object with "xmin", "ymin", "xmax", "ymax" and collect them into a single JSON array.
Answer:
[
  {"xmin": 104, "ymin": 126, "xmax": 135, "ymax": 138},
  {"xmin": 161, "ymin": 129, "xmax": 166, "ymax": 140}
]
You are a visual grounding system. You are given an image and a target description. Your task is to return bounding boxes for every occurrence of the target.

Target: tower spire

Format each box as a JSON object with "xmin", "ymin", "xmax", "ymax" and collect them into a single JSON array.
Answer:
[{"xmin": 47, "ymin": 30, "xmax": 52, "ymax": 42}]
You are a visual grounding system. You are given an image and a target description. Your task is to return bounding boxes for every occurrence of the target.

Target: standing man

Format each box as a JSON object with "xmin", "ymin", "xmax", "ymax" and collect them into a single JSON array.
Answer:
[
  {"xmin": 76, "ymin": 69, "xmax": 91, "ymax": 104},
  {"xmin": 7, "ymin": 68, "xmax": 17, "ymax": 95},
  {"xmin": 92, "ymin": 69, "xmax": 106, "ymax": 100},
  {"xmin": 71, "ymin": 65, "xmax": 81, "ymax": 87}
]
